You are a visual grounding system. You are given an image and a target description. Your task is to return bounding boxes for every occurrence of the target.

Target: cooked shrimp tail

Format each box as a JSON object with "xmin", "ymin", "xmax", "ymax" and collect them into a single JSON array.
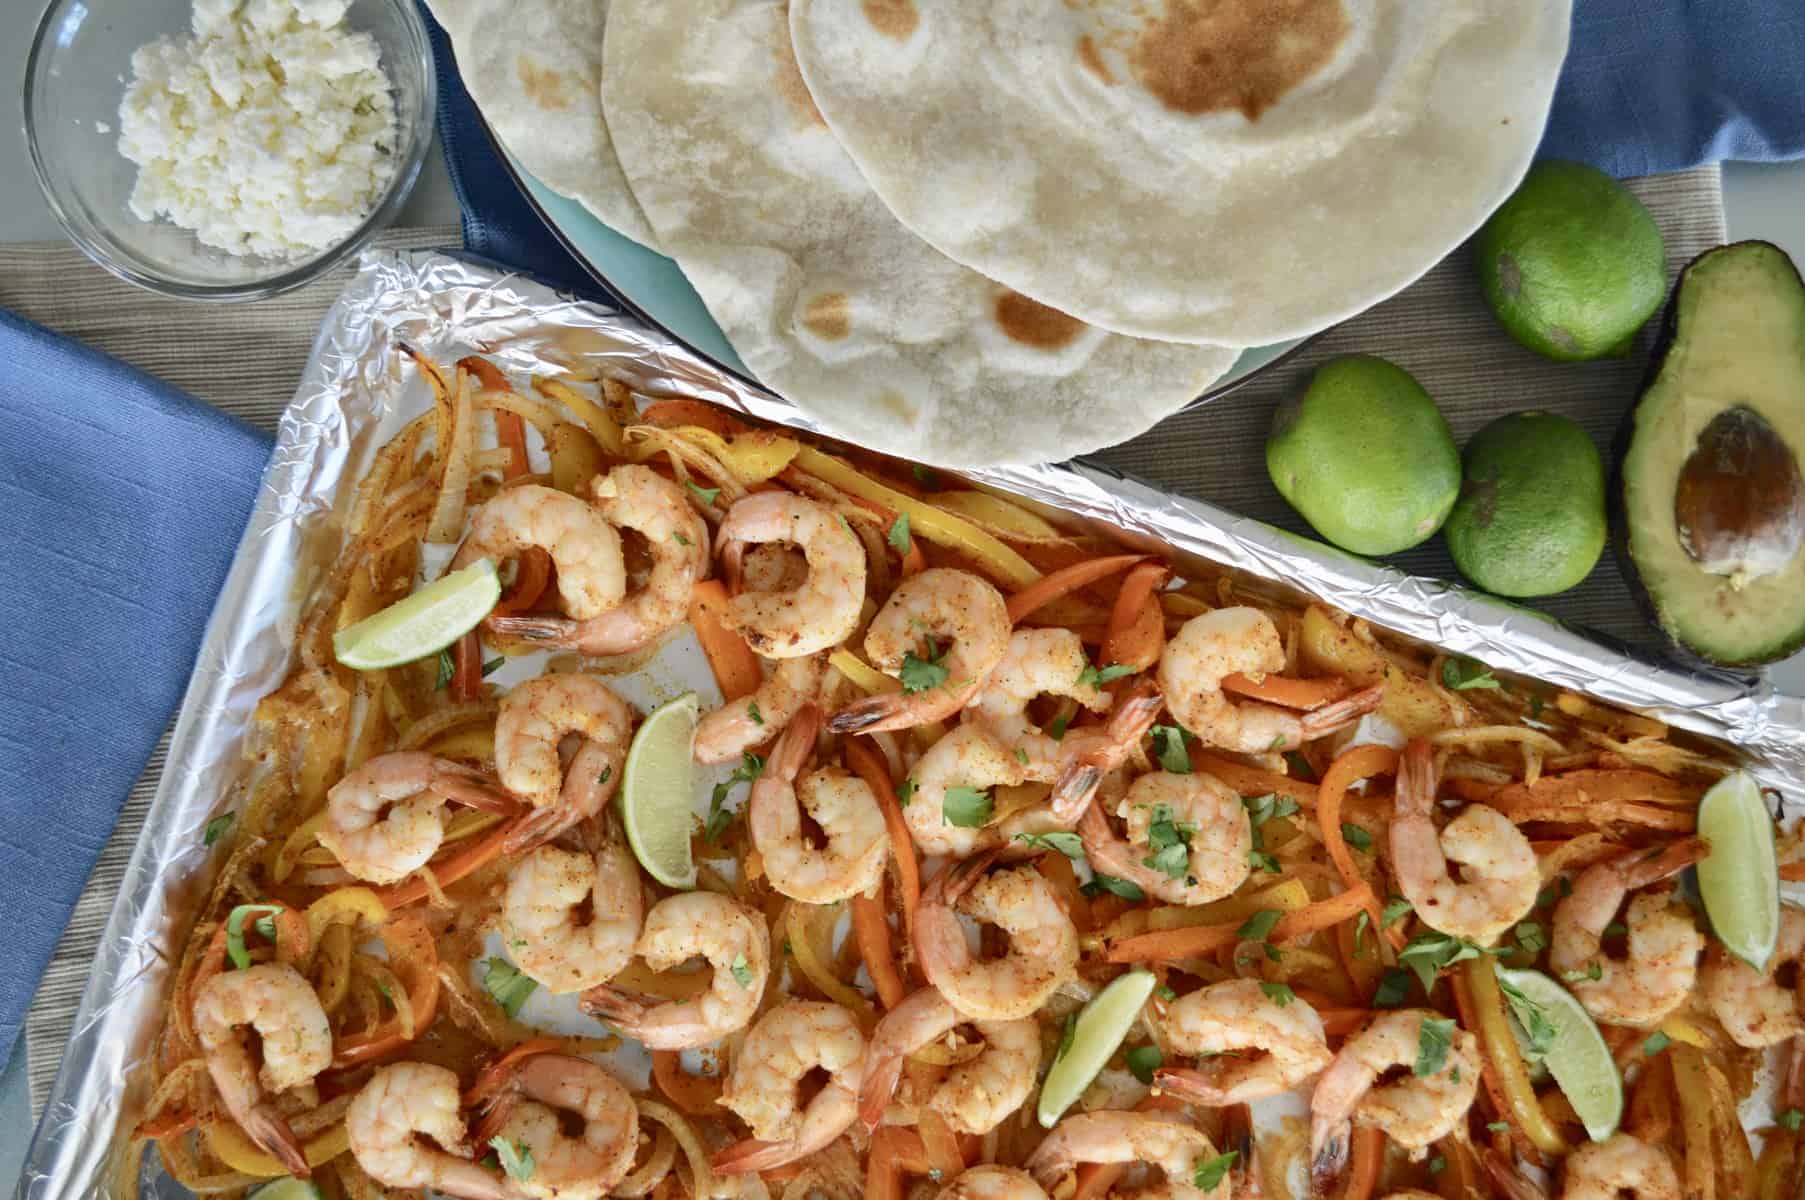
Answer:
[
  {"xmin": 1298, "ymin": 682, "xmax": 1385, "ymax": 736},
  {"xmin": 1047, "ymin": 677, "xmax": 1164, "ymax": 819}
]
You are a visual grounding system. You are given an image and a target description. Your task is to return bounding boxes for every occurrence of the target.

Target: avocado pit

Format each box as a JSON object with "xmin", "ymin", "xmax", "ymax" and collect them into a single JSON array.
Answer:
[{"xmin": 1674, "ymin": 406, "xmax": 1805, "ymax": 585}]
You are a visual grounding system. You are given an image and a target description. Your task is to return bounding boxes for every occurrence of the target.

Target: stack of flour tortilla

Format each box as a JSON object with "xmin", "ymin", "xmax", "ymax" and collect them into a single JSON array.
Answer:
[{"xmin": 428, "ymin": 0, "xmax": 1570, "ymax": 466}]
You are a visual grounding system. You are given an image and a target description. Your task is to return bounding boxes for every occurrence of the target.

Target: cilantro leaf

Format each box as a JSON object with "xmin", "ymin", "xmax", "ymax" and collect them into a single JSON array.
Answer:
[
  {"xmin": 1563, "ymin": 961, "xmax": 1603, "ymax": 983},
  {"xmin": 1441, "ymin": 657, "xmax": 1502, "ymax": 691},
  {"xmin": 1283, "ymin": 750, "xmax": 1318, "ymax": 781},
  {"xmin": 1248, "ymin": 849, "xmax": 1280, "ymax": 874},
  {"xmin": 482, "ymin": 656, "xmax": 505, "ymax": 677},
  {"xmin": 1782, "ymin": 1108, "xmax": 1805, "ymax": 1132},
  {"xmin": 1428, "ymin": 1154, "xmax": 1447, "ymax": 1177},
  {"xmin": 748, "ymin": 700, "xmax": 764, "ymax": 726},
  {"xmin": 1149, "ymin": 724, "xmax": 1194, "ymax": 773},
  {"xmin": 1047, "ymin": 713, "xmax": 1071, "ymax": 742},
  {"xmin": 490, "ymin": 1137, "xmax": 535, "ymax": 1182},
  {"xmin": 1259, "ymin": 982, "xmax": 1295, "ymax": 1007},
  {"xmin": 671, "ymin": 531, "xmax": 692, "ymax": 546},
  {"xmin": 686, "ymin": 481, "xmax": 721, "ymax": 506},
  {"xmin": 1373, "ymin": 969, "xmax": 1412, "ymax": 1008},
  {"xmin": 897, "ymin": 778, "xmax": 916, "ymax": 807},
  {"xmin": 705, "ymin": 751, "xmax": 764, "ymax": 843},
  {"xmin": 1498, "ymin": 976, "xmax": 1556, "ymax": 1058},
  {"xmin": 911, "ymin": 465, "xmax": 938, "ymax": 487},
  {"xmin": 482, "ymin": 957, "xmax": 537, "ymax": 1017},
  {"xmin": 1398, "ymin": 931, "xmax": 1493, "ymax": 994},
  {"xmin": 887, "ymin": 513, "xmax": 912, "ymax": 556},
  {"xmin": 1487, "ymin": 1121, "xmax": 1510, "ymax": 1133},
  {"xmin": 943, "ymin": 787, "xmax": 993, "ymax": 828},
  {"xmin": 1381, "ymin": 896, "xmax": 1413, "ymax": 929},
  {"xmin": 1155, "ymin": 985, "xmax": 1177, "ymax": 1001},
  {"xmin": 1077, "ymin": 662, "xmax": 1135, "ymax": 688},
  {"xmin": 1193, "ymin": 1152, "xmax": 1236, "ymax": 1192},
  {"xmin": 1236, "ymin": 909, "xmax": 1282, "ymax": 942},
  {"xmin": 1055, "ymin": 1012, "xmax": 1078, "ymax": 1063},
  {"xmin": 1514, "ymin": 921, "xmax": 1548, "ymax": 955},
  {"xmin": 1125, "ymin": 1045, "xmax": 1163, "ymax": 1084},
  {"xmin": 730, "ymin": 954, "xmax": 754, "ymax": 987},
  {"xmin": 1082, "ymin": 873, "xmax": 1145, "ymax": 902},
  {"xmin": 1141, "ymin": 804, "xmax": 1196, "ymax": 880},
  {"xmin": 434, "ymin": 648, "xmax": 455, "ymax": 690},
  {"xmin": 203, "ymin": 813, "xmax": 235, "ymax": 847},
  {"xmin": 1015, "ymin": 831, "xmax": 1085, "ymax": 860},
  {"xmin": 1414, "ymin": 1016, "xmax": 1456, "ymax": 1077},
  {"xmin": 1643, "ymin": 1031, "xmax": 1671, "ymax": 1057},
  {"xmin": 1340, "ymin": 822, "xmax": 1374, "ymax": 853},
  {"xmin": 899, "ymin": 649, "xmax": 950, "ymax": 693}
]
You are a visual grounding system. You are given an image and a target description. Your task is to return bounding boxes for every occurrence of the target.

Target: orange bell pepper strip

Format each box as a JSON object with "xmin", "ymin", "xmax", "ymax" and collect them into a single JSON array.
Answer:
[
  {"xmin": 867, "ymin": 1127, "xmax": 932, "ymax": 1200},
  {"xmin": 689, "ymin": 580, "xmax": 763, "ymax": 702},
  {"xmin": 640, "ymin": 399, "xmax": 753, "ymax": 438},
  {"xmin": 1005, "ymin": 554, "xmax": 1150, "ymax": 625},
  {"xmin": 333, "ymin": 915, "xmax": 440, "ymax": 1066},
  {"xmin": 651, "ymin": 1049, "xmax": 724, "ymax": 1115},
  {"xmin": 1101, "ymin": 560, "xmax": 1169, "ymax": 673},
  {"xmin": 851, "ymin": 886, "xmax": 908, "ymax": 1010},
  {"xmin": 374, "ymin": 816, "xmax": 526, "ymax": 909},
  {"xmin": 1318, "ymin": 744, "xmax": 1403, "ymax": 951},
  {"xmin": 846, "ymin": 737, "xmax": 920, "ymax": 949},
  {"xmin": 448, "ymin": 630, "xmax": 483, "ymax": 702},
  {"xmin": 1222, "ymin": 673, "xmax": 1353, "ymax": 709},
  {"xmin": 1105, "ymin": 883, "xmax": 1375, "ymax": 963},
  {"xmin": 1335, "ymin": 1126, "xmax": 1385, "ymax": 1200},
  {"xmin": 1190, "ymin": 751, "xmax": 1320, "ymax": 809}
]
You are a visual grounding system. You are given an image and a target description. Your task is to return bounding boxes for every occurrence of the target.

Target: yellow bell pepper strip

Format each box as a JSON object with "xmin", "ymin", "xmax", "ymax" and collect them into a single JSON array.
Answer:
[
  {"xmin": 1460, "ymin": 958, "xmax": 1568, "ymax": 1156},
  {"xmin": 202, "ymin": 1120, "xmax": 350, "ymax": 1177}
]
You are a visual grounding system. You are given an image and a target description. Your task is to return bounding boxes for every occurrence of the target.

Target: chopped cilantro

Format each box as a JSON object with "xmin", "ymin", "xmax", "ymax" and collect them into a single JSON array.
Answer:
[
  {"xmin": 1339, "ymin": 822, "xmax": 1373, "ymax": 853},
  {"xmin": 482, "ymin": 656, "xmax": 505, "ymax": 677},
  {"xmin": 1082, "ymin": 873, "xmax": 1146, "ymax": 902},
  {"xmin": 1125, "ymin": 1045, "xmax": 1164, "ymax": 1084},
  {"xmin": 1259, "ymin": 982, "xmax": 1295, "ymax": 1007},
  {"xmin": 1155, "ymin": 984, "xmax": 1178, "ymax": 1001},
  {"xmin": 1441, "ymin": 657, "xmax": 1502, "ymax": 691},
  {"xmin": 1077, "ymin": 662, "xmax": 1136, "ymax": 688},
  {"xmin": 686, "ymin": 481, "xmax": 721, "ymax": 506},
  {"xmin": 1514, "ymin": 921, "xmax": 1548, "ymax": 954},
  {"xmin": 1373, "ymin": 968, "xmax": 1412, "ymax": 1008},
  {"xmin": 887, "ymin": 513, "xmax": 912, "ymax": 556},
  {"xmin": 434, "ymin": 648, "xmax": 455, "ymax": 690},
  {"xmin": 1193, "ymin": 1152, "xmax": 1236, "ymax": 1192},
  {"xmin": 748, "ymin": 700, "xmax": 764, "ymax": 726},
  {"xmin": 1602, "ymin": 922, "xmax": 1628, "ymax": 939},
  {"xmin": 672, "ymin": 531, "xmax": 692, "ymax": 547},
  {"xmin": 1047, "ymin": 713, "xmax": 1071, "ymax": 741},
  {"xmin": 1248, "ymin": 849, "xmax": 1280, "ymax": 874},
  {"xmin": 203, "ymin": 813, "xmax": 235, "ymax": 846},
  {"xmin": 943, "ymin": 787, "xmax": 993, "ymax": 828},
  {"xmin": 482, "ymin": 957, "xmax": 537, "ymax": 1018},
  {"xmin": 1142, "ymin": 804, "xmax": 1197, "ymax": 880},
  {"xmin": 912, "ymin": 465, "xmax": 938, "ymax": 487},
  {"xmin": 1236, "ymin": 909, "xmax": 1282, "ymax": 942},
  {"xmin": 1055, "ymin": 1012, "xmax": 1078, "ymax": 1063},
  {"xmin": 730, "ymin": 954, "xmax": 755, "ymax": 987},
  {"xmin": 1283, "ymin": 751, "xmax": 1318, "ymax": 781},
  {"xmin": 897, "ymin": 778, "xmax": 916, "ymax": 807},
  {"xmin": 899, "ymin": 647, "xmax": 950, "ymax": 693},
  {"xmin": 1381, "ymin": 896, "xmax": 1413, "ymax": 928},
  {"xmin": 1643, "ymin": 1031, "xmax": 1671, "ymax": 1057},
  {"xmin": 1498, "ymin": 976, "xmax": 1556, "ymax": 1058},
  {"xmin": 706, "ymin": 751, "xmax": 764, "ymax": 842},
  {"xmin": 1149, "ymin": 724, "xmax": 1194, "ymax": 773},
  {"xmin": 1563, "ymin": 961, "xmax": 1603, "ymax": 983},
  {"xmin": 1398, "ymin": 931, "xmax": 1497, "ymax": 994},
  {"xmin": 1015, "ymin": 831, "xmax": 1085, "ymax": 860},
  {"xmin": 1782, "ymin": 1108, "xmax": 1805, "ymax": 1132},
  {"xmin": 1428, "ymin": 1154, "xmax": 1447, "ymax": 1176},
  {"xmin": 490, "ymin": 1137, "xmax": 535, "ymax": 1182},
  {"xmin": 1414, "ymin": 1016, "xmax": 1456, "ymax": 1077}
]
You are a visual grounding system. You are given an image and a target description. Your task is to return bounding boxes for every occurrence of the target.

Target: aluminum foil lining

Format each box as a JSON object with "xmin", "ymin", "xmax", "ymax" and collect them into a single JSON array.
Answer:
[{"xmin": 20, "ymin": 248, "xmax": 1805, "ymax": 1199}]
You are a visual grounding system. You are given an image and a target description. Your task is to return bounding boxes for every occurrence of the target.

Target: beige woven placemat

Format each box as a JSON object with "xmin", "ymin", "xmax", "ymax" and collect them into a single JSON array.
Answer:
[
  {"xmin": 1093, "ymin": 165, "xmax": 1727, "ymax": 650},
  {"xmin": 12, "ymin": 166, "xmax": 1726, "ymax": 1115},
  {"xmin": 6, "ymin": 225, "xmax": 462, "ymax": 1113}
]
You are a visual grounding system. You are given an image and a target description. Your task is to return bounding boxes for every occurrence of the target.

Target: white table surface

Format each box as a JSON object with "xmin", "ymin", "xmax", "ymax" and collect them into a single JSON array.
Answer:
[{"xmin": 3, "ymin": 7, "xmax": 1803, "ymax": 1190}]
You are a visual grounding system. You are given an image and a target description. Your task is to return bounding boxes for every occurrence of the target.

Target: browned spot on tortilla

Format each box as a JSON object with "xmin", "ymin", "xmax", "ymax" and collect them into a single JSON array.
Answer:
[
  {"xmin": 862, "ymin": 0, "xmax": 919, "ymax": 40},
  {"xmin": 802, "ymin": 292, "xmax": 851, "ymax": 340},
  {"xmin": 1077, "ymin": 34, "xmax": 1117, "ymax": 84},
  {"xmin": 1129, "ymin": 0, "xmax": 1348, "ymax": 119},
  {"xmin": 995, "ymin": 290, "xmax": 1084, "ymax": 350},
  {"xmin": 773, "ymin": 18, "xmax": 826, "ymax": 127},
  {"xmin": 517, "ymin": 55, "xmax": 574, "ymax": 111}
]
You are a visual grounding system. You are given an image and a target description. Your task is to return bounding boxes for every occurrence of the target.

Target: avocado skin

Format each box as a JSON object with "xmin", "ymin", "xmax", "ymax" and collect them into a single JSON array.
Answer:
[{"xmin": 1612, "ymin": 240, "xmax": 1805, "ymax": 670}]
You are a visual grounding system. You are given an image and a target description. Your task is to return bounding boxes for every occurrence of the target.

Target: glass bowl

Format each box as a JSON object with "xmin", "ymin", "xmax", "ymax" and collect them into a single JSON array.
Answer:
[{"xmin": 23, "ymin": 0, "xmax": 436, "ymax": 301}]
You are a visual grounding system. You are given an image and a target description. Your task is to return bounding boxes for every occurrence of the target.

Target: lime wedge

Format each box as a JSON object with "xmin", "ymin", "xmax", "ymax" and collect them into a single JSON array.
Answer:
[
  {"xmin": 247, "ymin": 1180, "xmax": 322, "ymax": 1200},
  {"xmin": 621, "ymin": 693, "xmax": 700, "ymax": 889},
  {"xmin": 1696, "ymin": 769, "xmax": 1779, "ymax": 969},
  {"xmin": 332, "ymin": 558, "xmax": 500, "ymax": 670},
  {"xmin": 1496, "ymin": 966, "xmax": 1622, "ymax": 1141},
  {"xmin": 1037, "ymin": 969, "xmax": 1156, "ymax": 1127}
]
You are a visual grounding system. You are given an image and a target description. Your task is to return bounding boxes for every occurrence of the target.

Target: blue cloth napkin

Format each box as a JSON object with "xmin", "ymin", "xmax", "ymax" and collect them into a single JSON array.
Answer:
[
  {"xmin": 0, "ymin": 311, "xmax": 271, "ymax": 1062},
  {"xmin": 427, "ymin": 0, "xmax": 1805, "ymax": 285}
]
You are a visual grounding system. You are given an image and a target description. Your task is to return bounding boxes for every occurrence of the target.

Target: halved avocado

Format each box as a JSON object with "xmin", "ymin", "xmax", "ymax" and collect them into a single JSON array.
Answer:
[{"xmin": 1618, "ymin": 241, "xmax": 1805, "ymax": 667}]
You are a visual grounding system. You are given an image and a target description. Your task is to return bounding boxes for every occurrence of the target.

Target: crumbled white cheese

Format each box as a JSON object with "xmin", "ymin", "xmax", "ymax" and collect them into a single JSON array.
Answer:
[{"xmin": 118, "ymin": 0, "xmax": 398, "ymax": 260}]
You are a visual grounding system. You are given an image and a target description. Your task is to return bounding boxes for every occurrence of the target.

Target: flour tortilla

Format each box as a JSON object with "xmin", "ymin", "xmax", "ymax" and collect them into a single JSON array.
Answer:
[
  {"xmin": 426, "ymin": 0, "xmax": 659, "ymax": 251},
  {"xmin": 600, "ymin": 0, "xmax": 1238, "ymax": 468},
  {"xmin": 790, "ymin": 0, "xmax": 1570, "ymax": 346}
]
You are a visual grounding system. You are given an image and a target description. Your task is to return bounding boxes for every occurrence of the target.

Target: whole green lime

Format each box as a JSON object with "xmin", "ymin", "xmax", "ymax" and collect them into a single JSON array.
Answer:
[
  {"xmin": 1444, "ymin": 411, "xmax": 1607, "ymax": 597},
  {"xmin": 1475, "ymin": 160, "xmax": 1666, "ymax": 361},
  {"xmin": 1266, "ymin": 355, "xmax": 1461, "ymax": 556}
]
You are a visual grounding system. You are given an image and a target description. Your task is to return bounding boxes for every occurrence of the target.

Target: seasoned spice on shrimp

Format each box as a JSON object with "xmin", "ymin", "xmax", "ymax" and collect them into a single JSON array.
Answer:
[{"xmin": 747, "ymin": 705, "xmax": 888, "ymax": 903}]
